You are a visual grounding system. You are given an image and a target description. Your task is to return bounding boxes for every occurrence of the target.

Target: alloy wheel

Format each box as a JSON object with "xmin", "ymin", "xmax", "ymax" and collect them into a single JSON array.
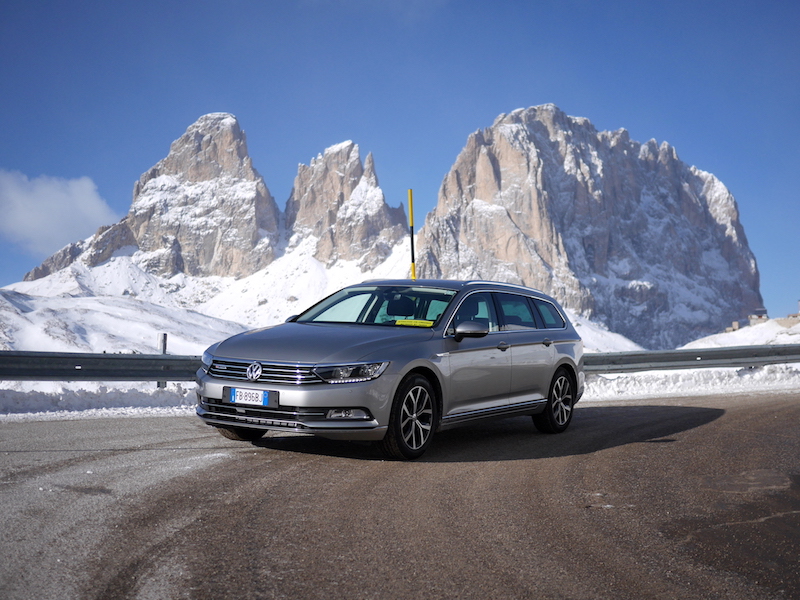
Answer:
[
  {"xmin": 399, "ymin": 384, "xmax": 434, "ymax": 450},
  {"xmin": 550, "ymin": 374, "xmax": 573, "ymax": 426}
]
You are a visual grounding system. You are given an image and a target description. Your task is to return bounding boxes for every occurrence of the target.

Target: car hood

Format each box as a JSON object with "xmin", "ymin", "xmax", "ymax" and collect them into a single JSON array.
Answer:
[{"xmin": 213, "ymin": 322, "xmax": 436, "ymax": 364}]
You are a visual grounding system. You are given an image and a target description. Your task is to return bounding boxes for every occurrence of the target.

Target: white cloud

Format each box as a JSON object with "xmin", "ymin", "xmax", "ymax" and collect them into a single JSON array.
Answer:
[{"xmin": 0, "ymin": 170, "xmax": 121, "ymax": 257}]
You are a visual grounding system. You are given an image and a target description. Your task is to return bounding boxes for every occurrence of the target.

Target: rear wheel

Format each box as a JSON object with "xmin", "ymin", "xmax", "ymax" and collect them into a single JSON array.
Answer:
[
  {"xmin": 216, "ymin": 426, "xmax": 266, "ymax": 442},
  {"xmin": 381, "ymin": 374, "xmax": 438, "ymax": 460},
  {"xmin": 533, "ymin": 368, "xmax": 575, "ymax": 434}
]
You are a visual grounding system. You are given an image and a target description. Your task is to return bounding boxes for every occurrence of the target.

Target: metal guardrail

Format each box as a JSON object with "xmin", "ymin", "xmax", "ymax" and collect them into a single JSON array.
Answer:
[
  {"xmin": 0, "ymin": 351, "xmax": 200, "ymax": 381},
  {"xmin": 0, "ymin": 344, "xmax": 798, "ymax": 382},
  {"xmin": 584, "ymin": 344, "xmax": 800, "ymax": 373}
]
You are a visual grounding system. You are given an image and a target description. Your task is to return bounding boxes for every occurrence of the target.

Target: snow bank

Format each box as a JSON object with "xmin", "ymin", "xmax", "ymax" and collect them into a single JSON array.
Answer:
[
  {"xmin": 583, "ymin": 363, "xmax": 800, "ymax": 402},
  {"xmin": 0, "ymin": 382, "xmax": 195, "ymax": 422},
  {"xmin": 583, "ymin": 319, "xmax": 800, "ymax": 402}
]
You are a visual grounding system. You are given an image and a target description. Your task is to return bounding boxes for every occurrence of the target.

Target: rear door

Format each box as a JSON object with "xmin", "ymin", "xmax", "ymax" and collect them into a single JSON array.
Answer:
[{"xmin": 494, "ymin": 292, "xmax": 555, "ymax": 404}]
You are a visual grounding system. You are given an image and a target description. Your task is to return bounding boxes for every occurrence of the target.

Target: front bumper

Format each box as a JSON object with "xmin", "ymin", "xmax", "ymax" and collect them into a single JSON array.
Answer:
[{"xmin": 195, "ymin": 370, "xmax": 393, "ymax": 441}]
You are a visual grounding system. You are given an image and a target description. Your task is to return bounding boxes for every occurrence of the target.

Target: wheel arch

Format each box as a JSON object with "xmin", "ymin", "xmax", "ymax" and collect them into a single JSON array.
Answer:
[
  {"xmin": 553, "ymin": 360, "xmax": 579, "ymax": 396},
  {"xmin": 401, "ymin": 366, "xmax": 443, "ymax": 425}
]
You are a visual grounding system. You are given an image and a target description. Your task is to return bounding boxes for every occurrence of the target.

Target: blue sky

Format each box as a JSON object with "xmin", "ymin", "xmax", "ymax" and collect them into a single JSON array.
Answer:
[{"xmin": 1, "ymin": 0, "xmax": 798, "ymax": 318}]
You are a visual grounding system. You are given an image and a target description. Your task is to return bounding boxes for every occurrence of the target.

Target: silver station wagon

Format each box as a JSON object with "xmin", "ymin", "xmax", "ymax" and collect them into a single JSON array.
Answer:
[{"xmin": 196, "ymin": 280, "xmax": 584, "ymax": 459}]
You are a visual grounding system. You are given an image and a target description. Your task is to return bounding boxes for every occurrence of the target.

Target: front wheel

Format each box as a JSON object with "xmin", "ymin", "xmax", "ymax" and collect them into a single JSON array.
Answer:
[
  {"xmin": 381, "ymin": 374, "xmax": 438, "ymax": 460},
  {"xmin": 533, "ymin": 368, "xmax": 575, "ymax": 434}
]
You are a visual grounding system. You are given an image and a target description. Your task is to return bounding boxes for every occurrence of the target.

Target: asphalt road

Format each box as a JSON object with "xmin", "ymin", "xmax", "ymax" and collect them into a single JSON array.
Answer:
[{"xmin": 1, "ymin": 391, "xmax": 798, "ymax": 600}]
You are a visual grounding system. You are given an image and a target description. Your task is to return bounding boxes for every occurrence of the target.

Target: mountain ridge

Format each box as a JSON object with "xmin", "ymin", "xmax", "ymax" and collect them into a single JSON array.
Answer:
[{"xmin": 11, "ymin": 105, "xmax": 763, "ymax": 350}]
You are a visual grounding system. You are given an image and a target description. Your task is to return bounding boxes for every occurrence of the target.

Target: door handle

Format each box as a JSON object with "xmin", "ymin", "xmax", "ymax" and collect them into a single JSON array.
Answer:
[
  {"xmin": 543, "ymin": 338, "xmax": 552, "ymax": 347},
  {"xmin": 497, "ymin": 342, "xmax": 510, "ymax": 352}
]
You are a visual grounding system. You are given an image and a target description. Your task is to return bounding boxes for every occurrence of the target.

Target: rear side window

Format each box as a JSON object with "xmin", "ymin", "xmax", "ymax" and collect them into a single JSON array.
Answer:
[
  {"xmin": 495, "ymin": 293, "xmax": 539, "ymax": 330},
  {"xmin": 532, "ymin": 298, "xmax": 566, "ymax": 329}
]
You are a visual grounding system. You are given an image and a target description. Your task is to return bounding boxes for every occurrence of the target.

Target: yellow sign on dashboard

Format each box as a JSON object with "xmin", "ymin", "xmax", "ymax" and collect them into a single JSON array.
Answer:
[{"xmin": 395, "ymin": 319, "xmax": 434, "ymax": 327}]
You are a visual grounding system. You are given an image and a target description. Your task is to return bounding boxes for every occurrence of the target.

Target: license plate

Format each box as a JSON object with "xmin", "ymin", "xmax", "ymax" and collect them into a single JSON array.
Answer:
[{"xmin": 227, "ymin": 387, "xmax": 278, "ymax": 407}]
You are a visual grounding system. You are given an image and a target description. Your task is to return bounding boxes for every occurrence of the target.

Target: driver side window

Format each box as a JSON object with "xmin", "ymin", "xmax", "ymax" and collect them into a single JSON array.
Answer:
[{"xmin": 451, "ymin": 293, "xmax": 499, "ymax": 333}]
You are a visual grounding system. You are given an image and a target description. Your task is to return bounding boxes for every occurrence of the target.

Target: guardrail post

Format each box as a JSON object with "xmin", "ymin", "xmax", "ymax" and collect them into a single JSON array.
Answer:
[{"xmin": 157, "ymin": 333, "xmax": 168, "ymax": 389}]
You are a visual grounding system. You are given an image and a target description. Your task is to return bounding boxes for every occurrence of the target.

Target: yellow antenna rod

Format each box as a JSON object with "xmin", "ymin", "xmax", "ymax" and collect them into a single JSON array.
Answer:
[{"xmin": 408, "ymin": 189, "xmax": 416, "ymax": 280}]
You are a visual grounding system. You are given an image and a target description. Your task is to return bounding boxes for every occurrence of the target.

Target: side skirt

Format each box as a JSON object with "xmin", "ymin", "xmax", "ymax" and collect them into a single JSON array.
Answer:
[{"xmin": 438, "ymin": 399, "xmax": 548, "ymax": 431}]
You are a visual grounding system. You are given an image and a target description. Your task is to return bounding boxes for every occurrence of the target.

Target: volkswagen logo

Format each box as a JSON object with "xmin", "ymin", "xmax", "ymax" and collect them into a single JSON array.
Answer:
[{"xmin": 246, "ymin": 362, "xmax": 263, "ymax": 382}]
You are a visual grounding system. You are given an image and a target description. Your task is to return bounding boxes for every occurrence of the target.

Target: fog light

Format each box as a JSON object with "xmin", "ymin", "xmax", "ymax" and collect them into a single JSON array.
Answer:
[{"xmin": 327, "ymin": 408, "xmax": 370, "ymax": 420}]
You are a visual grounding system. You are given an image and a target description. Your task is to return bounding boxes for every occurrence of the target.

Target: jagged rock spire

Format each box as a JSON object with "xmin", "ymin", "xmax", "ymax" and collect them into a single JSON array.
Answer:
[{"xmin": 286, "ymin": 141, "xmax": 406, "ymax": 269}]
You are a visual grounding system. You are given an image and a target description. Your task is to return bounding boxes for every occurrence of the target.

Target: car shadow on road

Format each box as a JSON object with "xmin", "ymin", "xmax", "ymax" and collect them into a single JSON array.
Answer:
[
  {"xmin": 422, "ymin": 404, "xmax": 724, "ymax": 463},
  {"xmin": 252, "ymin": 404, "xmax": 724, "ymax": 462}
]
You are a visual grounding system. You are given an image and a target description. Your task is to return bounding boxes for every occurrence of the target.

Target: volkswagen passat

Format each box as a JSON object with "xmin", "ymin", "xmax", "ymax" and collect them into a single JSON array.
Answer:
[{"xmin": 196, "ymin": 280, "xmax": 584, "ymax": 459}]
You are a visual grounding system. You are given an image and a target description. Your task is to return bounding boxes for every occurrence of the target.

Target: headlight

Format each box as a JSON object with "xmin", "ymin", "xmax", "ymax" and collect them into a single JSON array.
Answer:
[
  {"xmin": 201, "ymin": 350, "xmax": 214, "ymax": 372},
  {"xmin": 313, "ymin": 362, "xmax": 389, "ymax": 384}
]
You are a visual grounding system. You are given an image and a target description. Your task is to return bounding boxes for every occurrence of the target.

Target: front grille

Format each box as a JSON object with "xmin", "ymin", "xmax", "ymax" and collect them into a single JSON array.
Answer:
[
  {"xmin": 209, "ymin": 359, "xmax": 320, "ymax": 385},
  {"xmin": 199, "ymin": 400, "xmax": 327, "ymax": 431}
]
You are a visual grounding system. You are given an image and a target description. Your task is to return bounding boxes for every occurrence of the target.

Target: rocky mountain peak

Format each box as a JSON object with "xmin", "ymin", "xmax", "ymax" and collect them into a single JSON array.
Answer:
[
  {"xmin": 418, "ymin": 104, "xmax": 762, "ymax": 349},
  {"xmin": 25, "ymin": 113, "xmax": 282, "ymax": 280},
  {"xmin": 285, "ymin": 141, "xmax": 364, "ymax": 235},
  {"xmin": 125, "ymin": 113, "xmax": 281, "ymax": 277},
  {"xmin": 134, "ymin": 113, "xmax": 258, "ymax": 194}
]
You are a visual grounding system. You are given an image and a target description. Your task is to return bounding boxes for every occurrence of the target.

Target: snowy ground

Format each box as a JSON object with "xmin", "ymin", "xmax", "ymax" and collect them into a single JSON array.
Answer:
[{"xmin": 2, "ymin": 243, "xmax": 798, "ymax": 422}]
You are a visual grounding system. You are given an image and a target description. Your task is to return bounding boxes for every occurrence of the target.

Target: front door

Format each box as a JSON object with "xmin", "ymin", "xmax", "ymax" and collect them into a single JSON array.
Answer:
[{"xmin": 443, "ymin": 292, "xmax": 511, "ymax": 415}]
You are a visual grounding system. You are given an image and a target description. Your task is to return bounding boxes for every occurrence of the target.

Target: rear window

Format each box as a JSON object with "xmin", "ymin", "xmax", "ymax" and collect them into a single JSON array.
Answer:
[{"xmin": 532, "ymin": 298, "xmax": 566, "ymax": 329}]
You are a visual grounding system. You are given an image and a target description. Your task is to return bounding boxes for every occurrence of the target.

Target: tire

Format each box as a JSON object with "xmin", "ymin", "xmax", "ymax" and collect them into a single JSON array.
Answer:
[
  {"xmin": 533, "ymin": 368, "xmax": 575, "ymax": 434},
  {"xmin": 381, "ymin": 374, "xmax": 438, "ymax": 460},
  {"xmin": 216, "ymin": 426, "xmax": 266, "ymax": 442}
]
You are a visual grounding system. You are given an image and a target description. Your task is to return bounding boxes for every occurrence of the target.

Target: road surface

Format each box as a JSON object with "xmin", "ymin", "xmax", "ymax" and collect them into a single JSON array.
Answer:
[{"xmin": 1, "ymin": 391, "xmax": 798, "ymax": 599}]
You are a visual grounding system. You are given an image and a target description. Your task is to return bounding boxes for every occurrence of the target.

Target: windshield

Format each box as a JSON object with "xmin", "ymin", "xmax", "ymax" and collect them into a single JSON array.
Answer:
[{"xmin": 295, "ymin": 286, "xmax": 457, "ymax": 327}]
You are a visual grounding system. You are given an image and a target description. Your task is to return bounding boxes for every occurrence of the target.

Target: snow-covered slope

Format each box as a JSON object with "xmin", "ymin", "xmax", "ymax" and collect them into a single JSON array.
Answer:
[
  {"xmin": 566, "ymin": 310, "xmax": 643, "ymax": 353},
  {"xmin": 681, "ymin": 319, "xmax": 800, "ymax": 348},
  {"xmin": 3, "ymin": 235, "xmax": 642, "ymax": 355},
  {"xmin": 4, "ymin": 236, "xmax": 414, "ymax": 352},
  {"xmin": 0, "ymin": 287, "xmax": 246, "ymax": 355}
]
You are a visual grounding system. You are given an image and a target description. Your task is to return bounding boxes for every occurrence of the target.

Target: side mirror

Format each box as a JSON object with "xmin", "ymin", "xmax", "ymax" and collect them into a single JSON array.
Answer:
[
  {"xmin": 285, "ymin": 315, "xmax": 299, "ymax": 323},
  {"xmin": 454, "ymin": 321, "xmax": 489, "ymax": 342}
]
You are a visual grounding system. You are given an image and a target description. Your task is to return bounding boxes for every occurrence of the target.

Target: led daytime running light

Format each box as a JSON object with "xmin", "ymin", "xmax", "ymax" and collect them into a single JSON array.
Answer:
[{"xmin": 314, "ymin": 362, "xmax": 389, "ymax": 384}]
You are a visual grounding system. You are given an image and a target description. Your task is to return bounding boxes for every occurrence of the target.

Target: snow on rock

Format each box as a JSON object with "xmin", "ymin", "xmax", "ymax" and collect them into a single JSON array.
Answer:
[
  {"xmin": 25, "ymin": 113, "xmax": 282, "ymax": 281},
  {"xmin": 285, "ymin": 142, "xmax": 407, "ymax": 270}
]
